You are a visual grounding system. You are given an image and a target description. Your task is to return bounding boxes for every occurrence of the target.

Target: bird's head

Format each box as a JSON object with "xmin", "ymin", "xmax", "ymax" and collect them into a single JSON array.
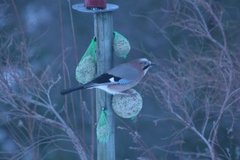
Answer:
[{"xmin": 137, "ymin": 58, "xmax": 155, "ymax": 74}]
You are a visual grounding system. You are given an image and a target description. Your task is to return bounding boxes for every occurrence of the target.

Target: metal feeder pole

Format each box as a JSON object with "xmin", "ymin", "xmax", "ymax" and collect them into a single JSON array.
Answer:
[{"xmin": 72, "ymin": 3, "xmax": 119, "ymax": 160}]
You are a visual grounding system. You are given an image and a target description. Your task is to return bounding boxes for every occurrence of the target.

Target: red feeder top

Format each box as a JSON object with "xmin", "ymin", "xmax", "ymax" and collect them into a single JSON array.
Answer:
[{"xmin": 84, "ymin": 0, "xmax": 106, "ymax": 9}]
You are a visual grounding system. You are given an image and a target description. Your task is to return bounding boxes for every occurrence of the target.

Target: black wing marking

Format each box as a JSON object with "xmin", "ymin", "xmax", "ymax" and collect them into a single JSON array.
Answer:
[
  {"xmin": 143, "ymin": 64, "xmax": 151, "ymax": 70},
  {"xmin": 91, "ymin": 73, "xmax": 122, "ymax": 84}
]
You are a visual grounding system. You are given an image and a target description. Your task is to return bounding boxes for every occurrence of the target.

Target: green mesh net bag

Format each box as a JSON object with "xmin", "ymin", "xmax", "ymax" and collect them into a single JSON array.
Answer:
[
  {"xmin": 113, "ymin": 32, "xmax": 130, "ymax": 59},
  {"xmin": 112, "ymin": 89, "xmax": 143, "ymax": 118},
  {"xmin": 96, "ymin": 108, "xmax": 110, "ymax": 143},
  {"xmin": 75, "ymin": 38, "xmax": 97, "ymax": 84}
]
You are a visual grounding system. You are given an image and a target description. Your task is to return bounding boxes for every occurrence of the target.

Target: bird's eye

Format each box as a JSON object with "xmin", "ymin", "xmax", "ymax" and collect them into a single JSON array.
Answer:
[
  {"xmin": 141, "ymin": 61, "xmax": 147, "ymax": 65},
  {"xmin": 144, "ymin": 61, "xmax": 150, "ymax": 66}
]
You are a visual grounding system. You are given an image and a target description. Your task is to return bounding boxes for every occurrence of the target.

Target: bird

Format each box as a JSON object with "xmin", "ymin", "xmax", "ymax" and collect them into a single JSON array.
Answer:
[{"xmin": 61, "ymin": 58, "xmax": 154, "ymax": 95}]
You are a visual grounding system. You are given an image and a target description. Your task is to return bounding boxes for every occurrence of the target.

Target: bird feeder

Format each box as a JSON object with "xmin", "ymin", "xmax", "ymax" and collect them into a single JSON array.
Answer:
[
  {"xmin": 72, "ymin": 2, "xmax": 118, "ymax": 160},
  {"xmin": 112, "ymin": 89, "xmax": 143, "ymax": 118},
  {"xmin": 75, "ymin": 37, "xmax": 96, "ymax": 84},
  {"xmin": 113, "ymin": 32, "xmax": 131, "ymax": 58},
  {"xmin": 84, "ymin": 0, "xmax": 106, "ymax": 9},
  {"xmin": 73, "ymin": 1, "xmax": 144, "ymax": 159}
]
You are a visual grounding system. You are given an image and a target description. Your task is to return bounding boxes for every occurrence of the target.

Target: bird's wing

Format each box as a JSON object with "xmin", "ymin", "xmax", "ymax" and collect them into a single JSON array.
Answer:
[
  {"xmin": 92, "ymin": 73, "xmax": 131, "ymax": 84},
  {"xmin": 83, "ymin": 73, "xmax": 131, "ymax": 88},
  {"xmin": 107, "ymin": 63, "xmax": 141, "ymax": 80}
]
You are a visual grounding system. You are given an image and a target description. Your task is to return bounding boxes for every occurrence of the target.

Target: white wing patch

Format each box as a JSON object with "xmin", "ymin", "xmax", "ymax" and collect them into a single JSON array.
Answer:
[
  {"xmin": 109, "ymin": 76, "xmax": 131, "ymax": 84},
  {"xmin": 109, "ymin": 77, "xmax": 115, "ymax": 82}
]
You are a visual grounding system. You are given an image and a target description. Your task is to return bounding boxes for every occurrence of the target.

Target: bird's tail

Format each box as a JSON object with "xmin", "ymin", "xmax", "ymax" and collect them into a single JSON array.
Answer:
[
  {"xmin": 60, "ymin": 82, "xmax": 96, "ymax": 95},
  {"xmin": 60, "ymin": 85, "xmax": 86, "ymax": 95}
]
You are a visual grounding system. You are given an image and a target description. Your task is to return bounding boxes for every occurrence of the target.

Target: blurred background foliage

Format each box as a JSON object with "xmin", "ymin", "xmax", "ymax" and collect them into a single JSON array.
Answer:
[{"xmin": 1, "ymin": 0, "xmax": 240, "ymax": 160}]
